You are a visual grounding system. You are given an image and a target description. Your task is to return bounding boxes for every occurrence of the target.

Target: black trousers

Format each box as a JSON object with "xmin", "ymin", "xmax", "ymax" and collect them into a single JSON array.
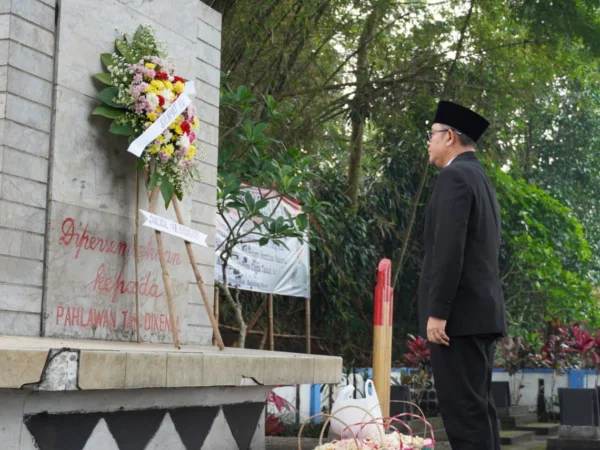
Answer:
[{"xmin": 429, "ymin": 335, "xmax": 500, "ymax": 450}]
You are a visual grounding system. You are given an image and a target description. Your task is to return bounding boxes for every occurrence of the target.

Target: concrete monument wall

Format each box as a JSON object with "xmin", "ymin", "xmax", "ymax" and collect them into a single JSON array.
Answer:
[
  {"xmin": 0, "ymin": 0, "xmax": 221, "ymax": 345},
  {"xmin": 0, "ymin": 0, "xmax": 57, "ymax": 336}
]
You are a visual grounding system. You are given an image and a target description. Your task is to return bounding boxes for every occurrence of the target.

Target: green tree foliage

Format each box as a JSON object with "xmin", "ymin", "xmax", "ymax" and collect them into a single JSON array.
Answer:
[{"xmin": 207, "ymin": 0, "xmax": 600, "ymax": 362}]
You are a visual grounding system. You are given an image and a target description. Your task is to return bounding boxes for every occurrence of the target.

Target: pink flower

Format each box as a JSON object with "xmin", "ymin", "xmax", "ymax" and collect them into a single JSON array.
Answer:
[
  {"xmin": 186, "ymin": 105, "xmax": 196, "ymax": 117},
  {"xmin": 188, "ymin": 132, "xmax": 196, "ymax": 142},
  {"xmin": 160, "ymin": 153, "xmax": 170, "ymax": 163},
  {"xmin": 133, "ymin": 73, "xmax": 143, "ymax": 83}
]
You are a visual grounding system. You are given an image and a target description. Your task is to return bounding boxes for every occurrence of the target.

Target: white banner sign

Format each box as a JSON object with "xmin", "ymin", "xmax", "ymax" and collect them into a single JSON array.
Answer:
[
  {"xmin": 140, "ymin": 209, "xmax": 208, "ymax": 247},
  {"xmin": 215, "ymin": 187, "xmax": 310, "ymax": 298},
  {"xmin": 127, "ymin": 82, "xmax": 196, "ymax": 157}
]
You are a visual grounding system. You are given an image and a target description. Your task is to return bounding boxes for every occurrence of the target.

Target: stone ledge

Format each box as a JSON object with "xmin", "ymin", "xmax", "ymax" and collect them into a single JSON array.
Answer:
[{"xmin": 0, "ymin": 335, "xmax": 342, "ymax": 391}]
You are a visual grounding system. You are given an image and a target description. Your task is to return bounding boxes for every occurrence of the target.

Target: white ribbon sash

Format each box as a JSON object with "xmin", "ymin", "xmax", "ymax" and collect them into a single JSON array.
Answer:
[
  {"xmin": 140, "ymin": 209, "xmax": 208, "ymax": 247},
  {"xmin": 127, "ymin": 82, "xmax": 196, "ymax": 157}
]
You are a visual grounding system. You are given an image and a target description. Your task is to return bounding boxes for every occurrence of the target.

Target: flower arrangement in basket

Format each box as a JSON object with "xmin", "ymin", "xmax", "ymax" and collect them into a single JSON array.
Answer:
[
  {"xmin": 298, "ymin": 401, "xmax": 435, "ymax": 450},
  {"xmin": 91, "ymin": 24, "xmax": 204, "ymax": 208}
]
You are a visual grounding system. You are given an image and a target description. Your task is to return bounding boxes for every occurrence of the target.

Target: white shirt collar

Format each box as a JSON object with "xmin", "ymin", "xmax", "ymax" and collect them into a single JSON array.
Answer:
[
  {"xmin": 445, "ymin": 156, "xmax": 458, "ymax": 167},
  {"xmin": 445, "ymin": 150, "xmax": 475, "ymax": 167}
]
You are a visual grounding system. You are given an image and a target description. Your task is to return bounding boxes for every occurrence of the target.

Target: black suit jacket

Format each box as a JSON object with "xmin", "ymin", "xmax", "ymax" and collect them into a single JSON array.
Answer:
[{"xmin": 418, "ymin": 152, "xmax": 507, "ymax": 337}]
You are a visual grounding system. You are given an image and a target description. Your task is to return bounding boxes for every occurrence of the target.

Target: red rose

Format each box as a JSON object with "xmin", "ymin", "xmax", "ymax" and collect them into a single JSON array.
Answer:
[
  {"xmin": 173, "ymin": 76, "xmax": 185, "ymax": 84},
  {"xmin": 181, "ymin": 122, "xmax": 191, "ymax": 134},
  {"xmin": 155, "ymin": 72, "xmax": 169, "ymax": 80},
  {"xmin": 158, "ymin": 95, "xmax": 165, "ymax": 107}
]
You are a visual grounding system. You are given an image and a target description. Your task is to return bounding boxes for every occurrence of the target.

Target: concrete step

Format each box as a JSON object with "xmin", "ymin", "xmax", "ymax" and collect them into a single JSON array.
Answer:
[
  {"xmin": 416, "ymin": 427, "xmax": 447, "ymax": 442},
  {"xmin": 500, "ymin": 430, "xmax": 536, "ymax": 446},
  {"xmin": 407, "ymin": 416, "xmax": 444, "ymax": 430},
  {"xmin": 517, "ymin": 423, "xmax": 559, "ymax": 436},
  {"xmin": 501, "ymin": 413, "xmax": 539, "ymax": 429},
  {"xmin": 547, "ymin": 436, "xmax": 600, "ymax": 449},
  {"xmin": 502, "ymin": 439, "xmax": 547, "ymax": 450},
  {"xmin": 498, "ymin": 405, "xmax": 531, "ymax": 417}
]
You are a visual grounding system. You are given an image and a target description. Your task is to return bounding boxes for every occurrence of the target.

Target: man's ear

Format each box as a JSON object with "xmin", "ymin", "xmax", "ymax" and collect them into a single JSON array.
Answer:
[{"xmin": 447, "ymin": 129, "xmax": 455, "ymax": 146}]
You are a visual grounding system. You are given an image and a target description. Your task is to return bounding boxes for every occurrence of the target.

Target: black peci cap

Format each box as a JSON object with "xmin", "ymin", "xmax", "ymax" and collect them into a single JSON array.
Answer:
[{"xmin": 433, "ymin": 101, "xmax": 490, "ymax": 143}]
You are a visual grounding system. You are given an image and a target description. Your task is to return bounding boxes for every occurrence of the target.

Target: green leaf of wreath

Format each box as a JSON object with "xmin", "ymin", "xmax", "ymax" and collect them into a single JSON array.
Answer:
[
  {"xmin": 93, "ymin": 72, "xmax": 113, "ymax": 86},
  {"xmin": 115, "ymin": 39, "xmax": 134, "ymax": 62},
  {"xmin": 161, "ymin": 178, "xmax": 175, "ymax": 209},
  {"xmin": 92, "ymin": 105, "xmax": 126, "ymax": 119},
  {"xmin": 98, "ymin": 87, "xmax": 122, "ymax": 108},
  {"xmin": 101, "ymin": 53, "xmax": 116, "ymax": 69},
  {"xmin": 108, "ymin": 121, "xmax": 135, "ymax": 136}
]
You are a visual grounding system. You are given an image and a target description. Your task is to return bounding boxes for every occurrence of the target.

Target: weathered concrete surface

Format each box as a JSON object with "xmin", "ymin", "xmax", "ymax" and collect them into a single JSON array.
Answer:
[
  {"xmin": 0, "ymin": 335, "xmax": 343, "ymax": 390},
  {"xmin": 39, "ymin": 0, "xmax": 222, "ymax": 345}
]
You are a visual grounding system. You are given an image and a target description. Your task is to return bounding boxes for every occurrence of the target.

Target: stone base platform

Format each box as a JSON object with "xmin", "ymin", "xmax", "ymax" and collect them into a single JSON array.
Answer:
[{"xmin": 0, "ymin": 336, "xmax": 342, "ymax": 449}]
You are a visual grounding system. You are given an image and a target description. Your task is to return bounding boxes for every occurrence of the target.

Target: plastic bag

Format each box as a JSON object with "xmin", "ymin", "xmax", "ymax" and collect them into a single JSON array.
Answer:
[{"xmin": 329, "ymin": 379, "xmax": 385, "ymax": 440}]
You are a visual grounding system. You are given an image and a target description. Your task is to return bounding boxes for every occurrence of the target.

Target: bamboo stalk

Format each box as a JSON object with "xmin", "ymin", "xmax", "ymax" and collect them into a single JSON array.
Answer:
[
  {"xmin": 134, "ymin": 170, "xmax": 141, "ymax": 343},
  {"xmin": 146, "ymin": 187, "xmax": 181, "ymax": 348},
  {"xmin": 305, "ymin": 297, "xmax": 311, "ymax": 354},
  {"xmin": 258, "ymin": 328, "xmax": 268, "ymax": 350},
  {"xmin": 247, "ymin": 298, "xmax": 267, "ymax": 334},
  {"xmin": 268, "ymin": 293, "xmax": 274, "ymax": 351},
  {"xmin": 172, "ymin": 197, "xmax": 225, "ymax": 351}
]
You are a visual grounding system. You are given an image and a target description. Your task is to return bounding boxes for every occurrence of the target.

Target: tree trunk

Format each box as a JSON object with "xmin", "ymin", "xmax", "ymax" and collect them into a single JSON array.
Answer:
[
  {"xmin": 217, "ymin": 261, "xmax": 248, "ymax": 348},
  {"xmin": 345, "ymin": 8, "xmax": 381, "ymax": 209}
]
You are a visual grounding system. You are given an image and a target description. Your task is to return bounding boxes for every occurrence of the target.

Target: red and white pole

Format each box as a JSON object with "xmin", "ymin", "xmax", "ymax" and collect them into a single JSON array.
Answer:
[{"xmin": 373, "ymin": 258, "xmax": 394, "ymax": 418}]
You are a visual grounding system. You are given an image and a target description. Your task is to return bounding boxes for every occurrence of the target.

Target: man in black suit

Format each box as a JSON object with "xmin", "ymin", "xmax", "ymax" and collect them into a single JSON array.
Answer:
[{"xmin": 418, "ymin": 101, "xmax": 507, "ymax": 450}]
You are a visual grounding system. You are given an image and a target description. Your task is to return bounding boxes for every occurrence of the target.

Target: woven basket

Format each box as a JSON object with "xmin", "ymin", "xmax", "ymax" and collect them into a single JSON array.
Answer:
[{"xmin": 297, "ymin": 400, "xmax": 436, "ymax": 449}]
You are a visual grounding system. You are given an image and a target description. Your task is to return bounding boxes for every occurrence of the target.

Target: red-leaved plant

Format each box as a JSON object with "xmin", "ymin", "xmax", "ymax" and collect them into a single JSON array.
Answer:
[
  {"xmin": 265, "ymin": 390, "xmax": 297, "ymax": 436},
  {"xmin": 562, "ymin": 324, "xmax": 600, "ymax": 387},
  {"xmin": 403, "ymin": 334, "xmax": 430, "ymax": 368},
  {"xmin": 402, "ymin": 334, "xmax": 432, "ymax": 408}
]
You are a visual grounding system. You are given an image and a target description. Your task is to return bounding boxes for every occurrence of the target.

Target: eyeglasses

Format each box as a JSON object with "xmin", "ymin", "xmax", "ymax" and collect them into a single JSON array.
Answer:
[{"xmin": 427, "ymin": 128, "xmax": 462, "ymax": 141}]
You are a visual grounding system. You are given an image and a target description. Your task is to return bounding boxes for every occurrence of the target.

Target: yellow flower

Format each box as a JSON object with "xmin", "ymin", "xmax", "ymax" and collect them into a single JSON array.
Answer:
[
  {"xmin": 145, "ymin": 85, "xmax": 157, "ymax": 94},
  {"xmin": 175, "ymin": 124, "xmax": 183, "ymax": 135},
  {"xmin": 186, "ymin": 145, "xmax": 196, "ymax": 160},
  {"xmin": 151, "ymin": 80, "xmax": 164, "ymax": 90},
  {"xmin": 150, "ymin": 144, "xmax": 160, "ymax": 154},
  {"xmin": 163, "ymin": 80, "xmax": 174, "ymax": 91},
  {"xmin": 163, "ymin": 144, "xmax": 175, "ymax": 155},
  {"xmin": 156, "ymin": 135, "xmax": 165, "ymax": 143},
  {"xmin": 173, "ymin": 81, "xmax": 185, "ymax": 94},
  {"xmin": 147, "ymin": 112, "xmax": 157, "ymax": 122},
  {"xmin": 193, "ymin": 117, "xmax": 200, "ymax": 129},
  {"xmin": 156, "ymin": 105, "xmax": 163, "ymax": 113},
  {"xmin": 145, "ymin": 63, "xmax": 156, "ymax": 70}
]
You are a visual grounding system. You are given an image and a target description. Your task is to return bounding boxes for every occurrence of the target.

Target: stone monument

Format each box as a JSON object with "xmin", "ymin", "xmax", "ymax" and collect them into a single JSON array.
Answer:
[{"xmin": 0, "ymin": 1, "xmax": 341, "ymax": 448}]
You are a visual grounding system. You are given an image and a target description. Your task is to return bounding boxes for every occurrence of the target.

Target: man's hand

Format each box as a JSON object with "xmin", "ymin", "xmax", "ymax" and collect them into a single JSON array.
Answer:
[{"xmin": 427, "ymin": 317, "xmax": 450, "ymax": 346}]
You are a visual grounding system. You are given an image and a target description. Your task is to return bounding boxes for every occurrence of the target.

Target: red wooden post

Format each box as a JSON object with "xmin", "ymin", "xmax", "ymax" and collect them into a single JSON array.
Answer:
[{"xmin": 373, "ymin": 258, "xmax": 393, "ymax": 418}]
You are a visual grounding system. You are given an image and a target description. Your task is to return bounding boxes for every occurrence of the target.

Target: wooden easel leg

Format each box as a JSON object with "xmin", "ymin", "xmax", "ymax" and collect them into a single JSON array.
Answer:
[
  {"xmin": 145, "ymin": 182, "xmax": 181, "ymax": 349},
  {"xmin": 172, "ymin": 198, "xmax": 225, "ymax": 351},
  {"xmin": 134, "ymin": 170, "xmax": 141, "ymax": 343},
  {"xmin": 213, "ymin": 287, "xmax": 219, "ymax": 346}
]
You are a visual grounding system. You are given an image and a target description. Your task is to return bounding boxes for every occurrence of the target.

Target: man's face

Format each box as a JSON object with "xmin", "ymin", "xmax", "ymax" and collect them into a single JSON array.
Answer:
[{"xmin": 427, "ymin": 123, "xmax": 450, "ymax": 168}]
